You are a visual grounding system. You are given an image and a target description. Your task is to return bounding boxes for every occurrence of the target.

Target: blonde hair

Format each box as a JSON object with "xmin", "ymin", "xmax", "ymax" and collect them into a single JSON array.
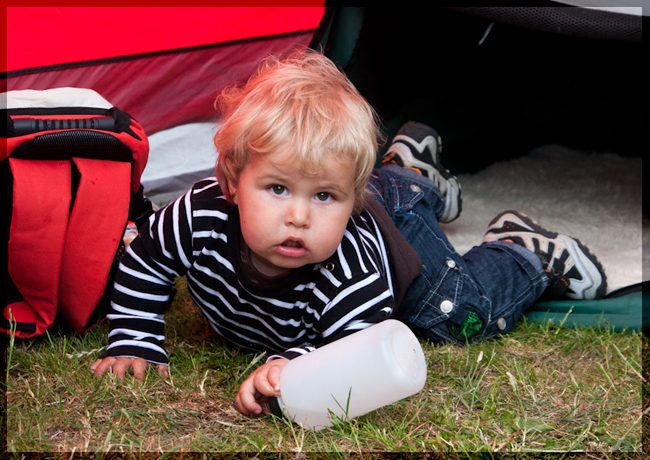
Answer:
[{"xmin": 214, "ymin": 49, "xmax": 381, "ymax": 214}]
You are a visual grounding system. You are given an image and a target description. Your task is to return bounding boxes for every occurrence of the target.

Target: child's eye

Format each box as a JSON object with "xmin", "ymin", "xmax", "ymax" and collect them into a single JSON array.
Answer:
[
  {"xmin": 269, "ymin": 185, "xmax": 287, "ymax": 195},
  {"xmin": 315, "ymin": 192, "xmax": 332, "ymax": 202}
]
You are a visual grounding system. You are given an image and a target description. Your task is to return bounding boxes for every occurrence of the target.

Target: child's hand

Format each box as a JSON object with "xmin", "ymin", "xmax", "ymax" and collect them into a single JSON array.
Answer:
[
  {"xmin": 235, "ymin": 358, "xmax": 288, "ymax": 416},
  {"xmin": 90, "ymin": 356, "xmax": 169, "ymax": 380}
]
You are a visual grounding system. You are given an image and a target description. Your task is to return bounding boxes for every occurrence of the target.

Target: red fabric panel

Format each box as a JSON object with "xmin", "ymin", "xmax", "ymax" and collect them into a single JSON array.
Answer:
[
  {"xmin": 121, "ymin": 117, "xmax": 149, "ymax": 193},
  {"xmin": 7, "ymin": 159, "xmax": 71, "ymax": 338},
  {"xmin": 57, "ymin": 158, "xmax": 131, "ymax": 334},
  {"xmin": 3, "ymin": 303, "xmax": 39, "ymax": 337},
  {"xmin": 7, "ymin": 7, "xmax": 324, "ymax": 72},
  {"xmin": 5, "ymin": 33, "xmax": 315, "ymax": 136}
]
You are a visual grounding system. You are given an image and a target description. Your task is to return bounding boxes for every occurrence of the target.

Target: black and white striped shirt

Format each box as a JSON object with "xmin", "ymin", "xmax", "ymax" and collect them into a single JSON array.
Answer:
[{"xmin": 105, "ymin": 177, "xmax": 395, "ymax": 364}]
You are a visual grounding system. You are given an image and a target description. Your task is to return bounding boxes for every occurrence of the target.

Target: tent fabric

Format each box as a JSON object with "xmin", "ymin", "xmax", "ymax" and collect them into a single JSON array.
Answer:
[
  {"xmin": 5, "ymin": 35, "xmax": 315, "ymax": 136},
  {"xmin": 4, "ymin": 7, "xmax": 325, "ymax": 136},
  {"xmin": 442, "ymin": 6, "xmax": 643, "ymax": 41},
  {"xmin": 525, "ymin": 290, "xmax": 646, "ymax": 333},
  {"xmin": 141, "ymin": 122, "xmax": 218, "ymax": 206},
  {"xmin": 6, "ymin": 7, "xmax": 325, "ymax": 72},
  {"xmin": 315, "ymin": 6, "xmax": 643, "ymax": 174},
  {"xmin": 312, "ymin": 6, "xmax": 645, "ymax": 334}
]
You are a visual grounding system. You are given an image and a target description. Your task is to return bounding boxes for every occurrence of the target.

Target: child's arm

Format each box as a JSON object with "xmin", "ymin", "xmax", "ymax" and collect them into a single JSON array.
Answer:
[
  {"xmin": 235, "ymin": 358, "xmax": 288, "ymax": 416},
  {"xmin": 92, "ymin": 189, "xmax": 198, "ymax": 376}
]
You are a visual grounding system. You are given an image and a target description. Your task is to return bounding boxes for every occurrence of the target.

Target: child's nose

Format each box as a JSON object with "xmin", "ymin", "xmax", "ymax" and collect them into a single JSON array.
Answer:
[{"xmin": 285, "ymin": 199, "xmax": 310, "ymax": 228}]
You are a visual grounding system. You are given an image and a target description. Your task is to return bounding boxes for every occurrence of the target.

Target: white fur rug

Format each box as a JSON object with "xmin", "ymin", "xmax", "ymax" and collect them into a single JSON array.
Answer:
[
  {"xmin": 441, "ymin": 145, "xmax": 644, "ymax": 294},
  {"xmin": 145, "ymin": 124, "xmax": 645, "ymax": 295}
]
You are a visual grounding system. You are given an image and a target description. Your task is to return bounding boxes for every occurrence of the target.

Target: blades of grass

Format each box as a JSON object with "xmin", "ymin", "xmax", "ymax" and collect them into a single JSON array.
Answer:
[
  {"xmin": 199, "ymin": 369, "xmax": 209, "ymax": 396},
  {"xmin": 597, "ymin": 361, "xmax": 618, "ymax": 392},
  {"xmin": 65, "ymin": 347, "xmax": 106, "ymax": 359},
  {"xmin": 6, "ymin": 309, "xmax": 17, "ymax": 382},
  {"xmin": 612, "ymin": 413, "xmax": 643, "ymax": 451},
  {"xmin": 281, "ymin": 415, "xmax": 306, "ymax": 454},
  {"xmin": 555, "ymin": 305, "xmax": 574, "ymax": 335},
  {"xmin": 235, "ymin": 352, "xmax": 266, "ymax": 383},
  {"xmin": 101, "ymin": 429, "xmax": 112, "ymax": 452},
  {"xmin": 505, "ymin": 366, "xmax": 530, "ymax": 422},
  {"xmin": 563, "ymin": 420, "xmax": 592, "ymax": 453},
  {"xmin": 159, "ymin": 445, "xmax": 183, "ymax": 460},
  {"xmin": 612, "ymin": 342, "xmax": 645, "ymax": 382},
  {"xmin": 469, "ymin": 348, "xmax": 496, "ymax": 410}
]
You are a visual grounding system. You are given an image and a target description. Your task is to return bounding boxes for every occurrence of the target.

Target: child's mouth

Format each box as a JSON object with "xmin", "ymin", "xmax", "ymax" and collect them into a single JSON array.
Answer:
[{"xmin": 275, "ymin": 239, "xmax": 307, "ymax": 258}]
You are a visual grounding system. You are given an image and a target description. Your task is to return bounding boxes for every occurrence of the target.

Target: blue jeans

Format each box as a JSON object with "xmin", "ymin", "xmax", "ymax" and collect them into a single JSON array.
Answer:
[{"xmin": 367, "ymin": 165, "xmax": 548, "ymax": 345}]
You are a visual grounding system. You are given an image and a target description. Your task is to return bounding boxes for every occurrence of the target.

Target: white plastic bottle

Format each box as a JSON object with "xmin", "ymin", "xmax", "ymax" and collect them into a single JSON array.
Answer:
[{"xmin": 269, "ymin": 319, "xmax": 427, "ymax": 430}]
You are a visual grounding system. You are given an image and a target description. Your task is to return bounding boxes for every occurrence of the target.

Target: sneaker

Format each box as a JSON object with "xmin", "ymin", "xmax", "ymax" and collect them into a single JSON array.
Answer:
[
  {"xmin": 382, "ymin": 121, "xmax": 462, "ymax": 223},
  {"xmin": 482, "ymin": 211, "xmax": 607, "ymax": 300}
]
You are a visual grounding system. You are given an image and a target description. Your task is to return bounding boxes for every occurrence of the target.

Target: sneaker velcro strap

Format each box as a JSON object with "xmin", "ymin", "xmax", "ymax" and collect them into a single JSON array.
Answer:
[{"xmin": 544, "ymin": 273, "xmax": 570, "ymax": 298}]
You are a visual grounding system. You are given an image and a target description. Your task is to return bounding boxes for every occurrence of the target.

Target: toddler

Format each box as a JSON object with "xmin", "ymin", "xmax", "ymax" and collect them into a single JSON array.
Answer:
[{"xmin": 91, "ymin": 50, "xmax": 606, "ymax": 416}]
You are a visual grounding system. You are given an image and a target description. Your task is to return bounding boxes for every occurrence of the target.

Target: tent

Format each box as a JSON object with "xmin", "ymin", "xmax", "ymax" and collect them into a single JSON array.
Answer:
[
  {"xmin": 5, "ymin": 7, "xmax": 325, "ymax": 135},
  {"xmin": 309, "ymin": 5, "xmax": 646, "ymax": 334},
  {"xmin": 3, "ymin": 6, "xmax": 646, "ymax": 334}
]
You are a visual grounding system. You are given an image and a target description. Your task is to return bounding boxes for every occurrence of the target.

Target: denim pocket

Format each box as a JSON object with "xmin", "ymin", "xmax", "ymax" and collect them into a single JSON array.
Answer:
[
  {"xmin": 409, "ymin": 258, "xmax": 493, "ymax": 344},
  {"xmin": 391, "ymin": 176, "xmax": 427, "ymax": 216},
  {"xmin": 410, "ymin": 258, "xmax": 463, "ymax": 329}
]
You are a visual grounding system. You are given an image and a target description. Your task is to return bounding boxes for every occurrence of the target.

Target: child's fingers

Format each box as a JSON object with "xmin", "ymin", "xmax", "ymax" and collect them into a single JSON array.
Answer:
[
  {"xmin": 91, "ymin": 357, "xmax": 165, "ymax": 381},
  {"xmin": 236, "ymin": 378, "xmax": 263, "ymax": 415},
  {"xmin": 90, "ymin": 357, "xmax": 116, "ymax": 376},
  {"xmin": 265, "ymin": 361, "xmax": 286, "ymax": 395},
  {"xmin": 156, "ymin": 364, "xmax": 169, "ymax": 379},
  {"xmin": 253, "ymin": 369, "xmax": 276, "ymax": 397},
  {"xmin": 131, "ymin": 358, "xmax": 150, "ymax": 380},
  {"xmin": 111, "ymin": 357, "xmax": 137, "ymax": 380}
]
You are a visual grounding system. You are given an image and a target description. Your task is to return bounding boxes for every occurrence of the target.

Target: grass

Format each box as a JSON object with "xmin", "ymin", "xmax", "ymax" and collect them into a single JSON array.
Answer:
[{"xmin": 5, "ymin": 277, "xmax": 647, "ymax": 455}]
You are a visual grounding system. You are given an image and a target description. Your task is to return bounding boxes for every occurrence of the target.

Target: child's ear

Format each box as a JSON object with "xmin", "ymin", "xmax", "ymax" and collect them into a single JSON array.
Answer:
[{"xmin": 228, "ymin": 180, "xmax": 239, "ymax": 205}]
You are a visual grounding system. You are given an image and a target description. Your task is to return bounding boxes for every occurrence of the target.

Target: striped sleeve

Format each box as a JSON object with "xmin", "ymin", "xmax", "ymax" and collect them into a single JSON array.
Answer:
[{"xmin": 103, "ymin": 187, "xmax": 197, "ymax": 365}]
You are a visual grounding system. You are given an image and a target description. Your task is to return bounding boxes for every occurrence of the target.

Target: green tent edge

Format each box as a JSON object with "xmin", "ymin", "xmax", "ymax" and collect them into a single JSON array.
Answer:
[{"xmin": 524, "ymin": 291, "xmax": 646, "ymax": 333}]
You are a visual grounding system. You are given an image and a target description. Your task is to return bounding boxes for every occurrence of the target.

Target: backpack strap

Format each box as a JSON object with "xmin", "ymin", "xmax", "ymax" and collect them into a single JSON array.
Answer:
[
  {"xmin": 6, "ymin": 158, "xmax": 71, "ymax": 337},
  {"xmin": 58, "ymin": 157, "xmax": 131, "ymax": 334}
]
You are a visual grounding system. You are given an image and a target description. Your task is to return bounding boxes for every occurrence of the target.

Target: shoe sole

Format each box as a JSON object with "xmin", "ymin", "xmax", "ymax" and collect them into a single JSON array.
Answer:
[
  {"xmin": 390, "ymin": 137, "xmax": 462, "ymax": 223},
  {"xmin": 393, "ymin": 121, "xmax": 442, "ymax": 158},
  {"xmin": 557, "ymin": 234, "xmax": 607, "ymax": 300},
  {"xmin": 441, "ymin": 180, "xmax": 462, "ymax": 224},
  {"xmin": 484, "ymin": 211, "xmax": 607, "ymax": 300},
  {"xmin": 388, "ymin": 121, "xmax": 442, "ymax": 175},
  {"xmin": 388, "ymin": 122, "xmax": 463, "ymax": 223}
]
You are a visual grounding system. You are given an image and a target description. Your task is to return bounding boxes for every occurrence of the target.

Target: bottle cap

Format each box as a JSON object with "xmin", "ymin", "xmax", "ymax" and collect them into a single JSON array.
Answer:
[{"xmin": 268, "ymin": 396, "xmax": 285, "ymax": 419}]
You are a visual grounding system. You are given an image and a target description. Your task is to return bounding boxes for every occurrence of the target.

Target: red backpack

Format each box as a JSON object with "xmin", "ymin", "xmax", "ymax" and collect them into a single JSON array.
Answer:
[{"xmin": 3, "ymin": 88, "xmax": 152, "ymax": 338}]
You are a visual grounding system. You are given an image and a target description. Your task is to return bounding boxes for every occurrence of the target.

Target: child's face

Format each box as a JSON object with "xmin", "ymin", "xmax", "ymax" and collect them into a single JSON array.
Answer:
[{"xmin": 229, "ymin": 149, "xmax": 357, "ymax": 277}]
